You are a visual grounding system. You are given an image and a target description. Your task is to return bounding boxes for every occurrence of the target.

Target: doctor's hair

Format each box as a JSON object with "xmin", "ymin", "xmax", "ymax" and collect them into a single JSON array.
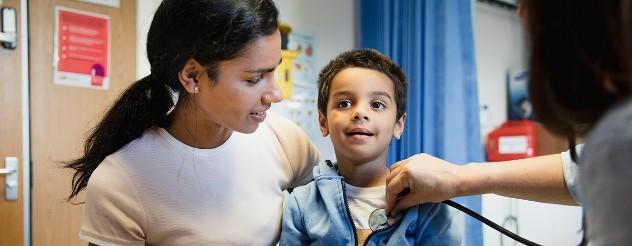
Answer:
[
  {"xmin": 317, "ymin": 48, "xmax": 408, "ymax": 121},
  {"xmin": 524, "ymin": 0, "xmax": 632, "ymax": 137},
  {"xmin": 64, "ymin": 0, "xmax": 279, "ymax": 201}
]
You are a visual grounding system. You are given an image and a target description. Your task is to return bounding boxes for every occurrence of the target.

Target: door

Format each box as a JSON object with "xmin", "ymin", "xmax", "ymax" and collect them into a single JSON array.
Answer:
[
  {"xmin": 0, "ymin": 0, "xmax": 25, "ymax": 245},
  {"xmin": 29, "ymin": 0, "xmax": 136, "ymax": 245}
]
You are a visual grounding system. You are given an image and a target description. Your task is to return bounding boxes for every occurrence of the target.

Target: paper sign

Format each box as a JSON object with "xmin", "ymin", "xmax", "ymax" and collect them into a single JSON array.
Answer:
[
  {"xmin": 498, "ymin": 136, "xmax": 529, "ymax": 154},
  {"xmin": 54, "ymin": 7, "xmax": 111, "ymax": 90}
]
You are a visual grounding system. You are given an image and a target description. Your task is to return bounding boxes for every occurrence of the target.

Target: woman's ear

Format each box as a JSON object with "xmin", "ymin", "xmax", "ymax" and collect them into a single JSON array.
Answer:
[
  {"xmin": 393, "ymin": 113, "xmax": 407, "ymax": 140},
  {"xmin": 178, "ymin": 58, "xmax": 204, "ymax": 94},
  {"xmin": 318, "ymin": 111, "xmax": 329, "ymax": 137}
]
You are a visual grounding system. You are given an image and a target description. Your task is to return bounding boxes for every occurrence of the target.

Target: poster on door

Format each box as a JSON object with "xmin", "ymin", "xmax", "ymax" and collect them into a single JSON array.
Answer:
[{"xmin": 54, "ymin": 7, "xmax": 110, "ymax": 90}]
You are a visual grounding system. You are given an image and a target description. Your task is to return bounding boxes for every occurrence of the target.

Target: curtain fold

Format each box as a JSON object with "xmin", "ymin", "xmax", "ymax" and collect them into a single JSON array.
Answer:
[{"xmin": 361, "ymin": 0, "xmax": 484, "ymax": 245}]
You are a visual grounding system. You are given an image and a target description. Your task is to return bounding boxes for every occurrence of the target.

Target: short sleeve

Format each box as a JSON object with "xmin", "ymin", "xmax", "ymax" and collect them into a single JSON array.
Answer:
[
  {"xmin": 560, "ymin": 144, "xmax": 584, "ymax": 204},
  {"xmin": 266, "ymin": 113, "xmax": 320, "ymax": 188},
  {"xmin": 79, "ymin": 156, "xmax": 146, "ymax": 246}
]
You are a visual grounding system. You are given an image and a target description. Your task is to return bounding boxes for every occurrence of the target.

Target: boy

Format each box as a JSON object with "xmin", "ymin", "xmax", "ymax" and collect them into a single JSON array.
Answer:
[{"xmin": 280, "ymin": 49, "xmax": 461, "ymax": 245}]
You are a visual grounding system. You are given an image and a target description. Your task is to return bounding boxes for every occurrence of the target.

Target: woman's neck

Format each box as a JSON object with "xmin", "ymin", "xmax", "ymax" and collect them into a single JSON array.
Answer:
[
  {"xmin": 337, "ymin": 156, "xmax": 389, "ymax": 187},
  {"xmin": 166, "ymin": 104, "xmax": 232, "ymax": 149}
]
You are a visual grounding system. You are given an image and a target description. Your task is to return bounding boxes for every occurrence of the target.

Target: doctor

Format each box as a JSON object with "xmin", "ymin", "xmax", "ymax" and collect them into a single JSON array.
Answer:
[{"xmin": 386, "ymin": 1, "xmax": 632, "ymax": 245}]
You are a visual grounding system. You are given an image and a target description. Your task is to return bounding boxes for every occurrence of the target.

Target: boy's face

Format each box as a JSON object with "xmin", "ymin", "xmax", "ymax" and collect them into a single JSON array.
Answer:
[{"xmin": 319, "ymin": 67, "xmax": 406, "ymax": 164}]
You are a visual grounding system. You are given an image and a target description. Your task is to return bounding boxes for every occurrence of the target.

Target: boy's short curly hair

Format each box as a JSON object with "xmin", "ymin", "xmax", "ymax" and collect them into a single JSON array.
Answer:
[{"xmin": 317, "ymin": 48, "xmax": 407, "ymax": 121}]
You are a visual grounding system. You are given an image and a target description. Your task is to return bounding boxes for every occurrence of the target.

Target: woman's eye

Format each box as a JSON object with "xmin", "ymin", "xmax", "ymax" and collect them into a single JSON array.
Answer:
[
  {"xmin": 337, "ymin": 100, "xmax": 352, "ymax": 108},
  {"xmin": 246, "ymin": 78, "xmax": 262, "ymax": 84},
  {"xmin": 246, "ymin": 75, "xmax": 264, "ymax": 84},
  {"xmin": 371, "ymin": 101, "xmax": 386, "ymax": 110}
]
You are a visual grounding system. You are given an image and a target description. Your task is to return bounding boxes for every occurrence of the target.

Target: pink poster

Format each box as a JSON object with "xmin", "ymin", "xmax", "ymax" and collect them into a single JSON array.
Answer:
[{"xmin": 54, "ymin": 7, "xmax": 110, "ymax": 89}]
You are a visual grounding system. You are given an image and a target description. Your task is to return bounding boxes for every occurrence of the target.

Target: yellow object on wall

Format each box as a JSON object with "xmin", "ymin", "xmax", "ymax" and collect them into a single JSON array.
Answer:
[{"xmin": 275, "ymin": 50, "xmax": 299, "ymax": 99}]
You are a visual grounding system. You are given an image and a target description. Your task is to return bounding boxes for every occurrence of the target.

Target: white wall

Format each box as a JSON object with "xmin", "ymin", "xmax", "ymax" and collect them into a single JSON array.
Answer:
[
  {"xmin": 273, "ymin": 0, "xmax": 357, "ymax": 75},
  {"xmin": 136, "ymin": 0, "xmax": 162, "ymax": 79},
  {"xmin": 473, "ymin": 3, "xmax": 583, "ymax": 246},
  {"xmin": 474, "ymin": 3, "xmax": 526, "ymax": 137}
]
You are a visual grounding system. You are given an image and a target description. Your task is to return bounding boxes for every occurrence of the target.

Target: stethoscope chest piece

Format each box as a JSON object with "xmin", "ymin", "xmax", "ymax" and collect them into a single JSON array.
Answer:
[{"xmin": 368, "ymin": 208, "xmax": 389, "ymax": 231}]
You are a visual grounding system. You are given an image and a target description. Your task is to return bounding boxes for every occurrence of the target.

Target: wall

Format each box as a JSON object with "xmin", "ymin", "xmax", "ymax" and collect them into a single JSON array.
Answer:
[
  {"xmin": 136, "ymin": 0, "xmax": 162, "ymax": 79},
  {"xmin": 473, "ymin": 3, "xmax": 583, "ymax": 246}
]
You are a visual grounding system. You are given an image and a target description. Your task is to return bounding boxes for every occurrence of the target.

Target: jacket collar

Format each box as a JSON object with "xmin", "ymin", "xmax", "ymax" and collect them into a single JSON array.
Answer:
[{"xmin": 313, "ymin": 160, "xmax": 341, "ymax": 179}]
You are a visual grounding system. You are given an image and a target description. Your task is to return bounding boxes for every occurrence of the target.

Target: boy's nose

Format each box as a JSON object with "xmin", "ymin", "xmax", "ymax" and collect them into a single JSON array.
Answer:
[{"xmin": 352, "ymin": 107, "xmax": 369, "ymax": 121}]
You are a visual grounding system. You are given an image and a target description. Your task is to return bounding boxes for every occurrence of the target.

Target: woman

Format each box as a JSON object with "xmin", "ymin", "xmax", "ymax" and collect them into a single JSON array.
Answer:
[
  {"xmin": 386, "ymin": 1, "xmax": 632, "ymax": 244},
  {"xmin": 66, "ymin": 0, "xmax": 318, "ymax": 245}
]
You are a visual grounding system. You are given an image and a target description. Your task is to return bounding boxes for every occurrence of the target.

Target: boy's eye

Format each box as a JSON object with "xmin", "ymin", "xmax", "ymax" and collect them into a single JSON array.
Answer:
[
  {"xmin": 336, "ymin": 100, "xmax": 352, "ymax": 108},
  {"xmin": 371, "ymin": 101, "xmax": 386, "ymax": 110}
]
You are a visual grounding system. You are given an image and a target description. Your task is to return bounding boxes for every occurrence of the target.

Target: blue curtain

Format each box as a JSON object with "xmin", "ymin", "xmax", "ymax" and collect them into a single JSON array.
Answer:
[{"xmin": 360, "ymin": 0, "xmax": 484, "ymax": 245}]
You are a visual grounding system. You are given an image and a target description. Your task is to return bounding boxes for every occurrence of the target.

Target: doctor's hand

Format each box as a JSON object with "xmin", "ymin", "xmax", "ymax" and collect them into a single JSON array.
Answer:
[{"xmin": 385, "ymin": 154, "xmax": 465, "ymax": 218}]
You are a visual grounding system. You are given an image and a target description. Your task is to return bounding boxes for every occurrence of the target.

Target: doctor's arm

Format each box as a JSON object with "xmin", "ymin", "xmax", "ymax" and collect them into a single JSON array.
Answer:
[{"xmin": 385, "ymin": 152, "xmax": 577, "ymax": 216}]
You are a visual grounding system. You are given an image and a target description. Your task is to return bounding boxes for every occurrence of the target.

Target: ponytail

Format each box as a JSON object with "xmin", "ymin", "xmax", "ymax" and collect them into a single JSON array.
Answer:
[{"xmin": 65, "ymin": 75, "xmax": 174, "ymax": 200}]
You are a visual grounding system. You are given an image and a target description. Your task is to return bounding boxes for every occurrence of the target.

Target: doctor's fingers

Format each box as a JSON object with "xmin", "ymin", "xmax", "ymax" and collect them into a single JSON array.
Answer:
[
  {"xmin": 387, "ymin": 154, "xmax": 424, "ymax": 184},
  {"xmin": 390, "ymin": 194, "xmax": 420, "ymax": 221},
  {"xmin": 385, "ymin": 171, "xmax": 409, "ymax": 215},
  {"xmin": 386, "ymin": 163, "xmax": 404, "ymax": 185}
]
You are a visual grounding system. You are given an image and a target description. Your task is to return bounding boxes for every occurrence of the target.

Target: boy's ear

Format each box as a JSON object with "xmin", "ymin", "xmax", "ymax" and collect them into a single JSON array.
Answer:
[
  {"xmin": 318, "ymin": 111, "xmax": 329, "ymax": 137},
  {"xmin": 178, "ymin": 58, "xmax": 204, "ymax": 94},
  {"xmin": 393, "ymin": 113, "xmax": 407, "ymax": 140}
]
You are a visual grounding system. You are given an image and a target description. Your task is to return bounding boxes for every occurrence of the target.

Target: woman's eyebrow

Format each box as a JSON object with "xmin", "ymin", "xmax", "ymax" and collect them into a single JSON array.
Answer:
[{"xmin": 245, "ymin": 58, "xmax": 283, "ymax": 73}]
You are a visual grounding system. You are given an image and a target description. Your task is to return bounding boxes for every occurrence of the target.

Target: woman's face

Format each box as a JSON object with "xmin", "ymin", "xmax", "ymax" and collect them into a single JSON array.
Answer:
[{"xmin": 195, "ymin": 29, "xmax": 282, "ymax": 134}]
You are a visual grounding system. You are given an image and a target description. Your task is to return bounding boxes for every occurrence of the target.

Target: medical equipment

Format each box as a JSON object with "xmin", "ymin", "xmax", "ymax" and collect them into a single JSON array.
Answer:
[
  {"xmin": 443, "ymin": 200, "xmax": 541, "ymax": 246},
  {"xmin": 395, "ymin": 188, "xmax": 542, "ymax": 246}
]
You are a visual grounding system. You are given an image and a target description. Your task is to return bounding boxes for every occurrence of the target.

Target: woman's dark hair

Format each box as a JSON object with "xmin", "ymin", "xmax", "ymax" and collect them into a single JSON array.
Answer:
[
  {"xmin": 524, "ymin": 0, "xmax": 632, "ymax": 137},
  {"xmin": 317, "ymin": 48, "xmax": 408, "ymax": 121},
  {"xmin": 65, "ymin": 0, "xmax": 279, "ymax": 200}
]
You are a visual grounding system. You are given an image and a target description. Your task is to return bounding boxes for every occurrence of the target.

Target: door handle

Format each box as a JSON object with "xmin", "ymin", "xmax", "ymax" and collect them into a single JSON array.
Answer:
[
  {"xmin": 0, "ymin": 167, "xmax": 16, "ymax": 174},
  {"xmin": 1, "ymin": 157, "xmax": 18, "ymax": 201}
]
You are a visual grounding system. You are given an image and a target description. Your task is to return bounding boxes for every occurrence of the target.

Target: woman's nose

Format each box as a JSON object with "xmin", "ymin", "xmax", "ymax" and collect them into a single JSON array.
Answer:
[{"xmin": 262, "ymin": 76, "xmax": 283, "ymax": 105}]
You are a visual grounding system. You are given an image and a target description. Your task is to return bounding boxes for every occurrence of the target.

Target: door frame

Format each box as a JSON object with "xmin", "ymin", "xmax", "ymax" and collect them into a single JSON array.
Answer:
[{"xmin": 19, "ymin": 0, "xmax": 30, "ymax": 245}]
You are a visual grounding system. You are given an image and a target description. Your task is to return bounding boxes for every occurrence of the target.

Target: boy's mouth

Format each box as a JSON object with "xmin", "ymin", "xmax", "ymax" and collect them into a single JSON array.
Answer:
[{"xmin": 346, "ymin": 128, "xmax": 374, "ymax": 137}]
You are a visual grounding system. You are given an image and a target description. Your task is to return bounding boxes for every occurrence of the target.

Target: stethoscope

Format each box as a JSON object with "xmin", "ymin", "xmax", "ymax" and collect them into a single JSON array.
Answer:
[{"xmin": 367, "ymin": 188, "xmax": 542, "ymax": 246}]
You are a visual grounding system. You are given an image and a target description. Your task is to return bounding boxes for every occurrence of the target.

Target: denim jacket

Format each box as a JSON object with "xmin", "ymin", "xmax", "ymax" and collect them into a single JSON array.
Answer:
[{"xmin": 280, "ymin": 161, "xmax": 462, "ymax": 246}]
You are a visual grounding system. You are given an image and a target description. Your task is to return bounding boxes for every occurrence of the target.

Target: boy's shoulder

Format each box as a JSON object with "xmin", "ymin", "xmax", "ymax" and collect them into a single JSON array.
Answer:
[
  {"xmin": 375, "ymin": 202, "xmax": 460, "ymax": 245},
  {"xmin": 410, "ymin": 202, "xmax": 454, "ymax": 224},
  {"xmin": 289, "ymin": 160, "xmax": 342, "ymax": 196},
  {"xmin": 287, "ymin": 178, "xmax": 317, "ymax": 200},
  {"xmin": 311, "ymin": 160, "xmax": 342, "ymax": 179}
]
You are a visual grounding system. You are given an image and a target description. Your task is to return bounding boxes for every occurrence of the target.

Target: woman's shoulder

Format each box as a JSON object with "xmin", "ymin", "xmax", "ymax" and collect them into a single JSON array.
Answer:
[
  {"xmin": 97, "ymin": 127, "xmax": 169, "ymax": 174},
  {"xmin": 586, "ymin": 97, "xmax": 632, "ymax": 147},
  {"xmin": 88, "ymin": 129, "xmax": 167, "ymax": 200},
  {"xmin": 582, "ymin": 97, "xmax": 632, "ymax": 172},
  {"xmin": 264, "ymin": 112, "xmax": 304, "ymax": 135},
  {"xmin": 88, "ymin": 154, "xmax": 135, "ymax": 195},
  {"xmin": 110, "ymin": 127, "xmax": 167, "ymax": 157}
]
